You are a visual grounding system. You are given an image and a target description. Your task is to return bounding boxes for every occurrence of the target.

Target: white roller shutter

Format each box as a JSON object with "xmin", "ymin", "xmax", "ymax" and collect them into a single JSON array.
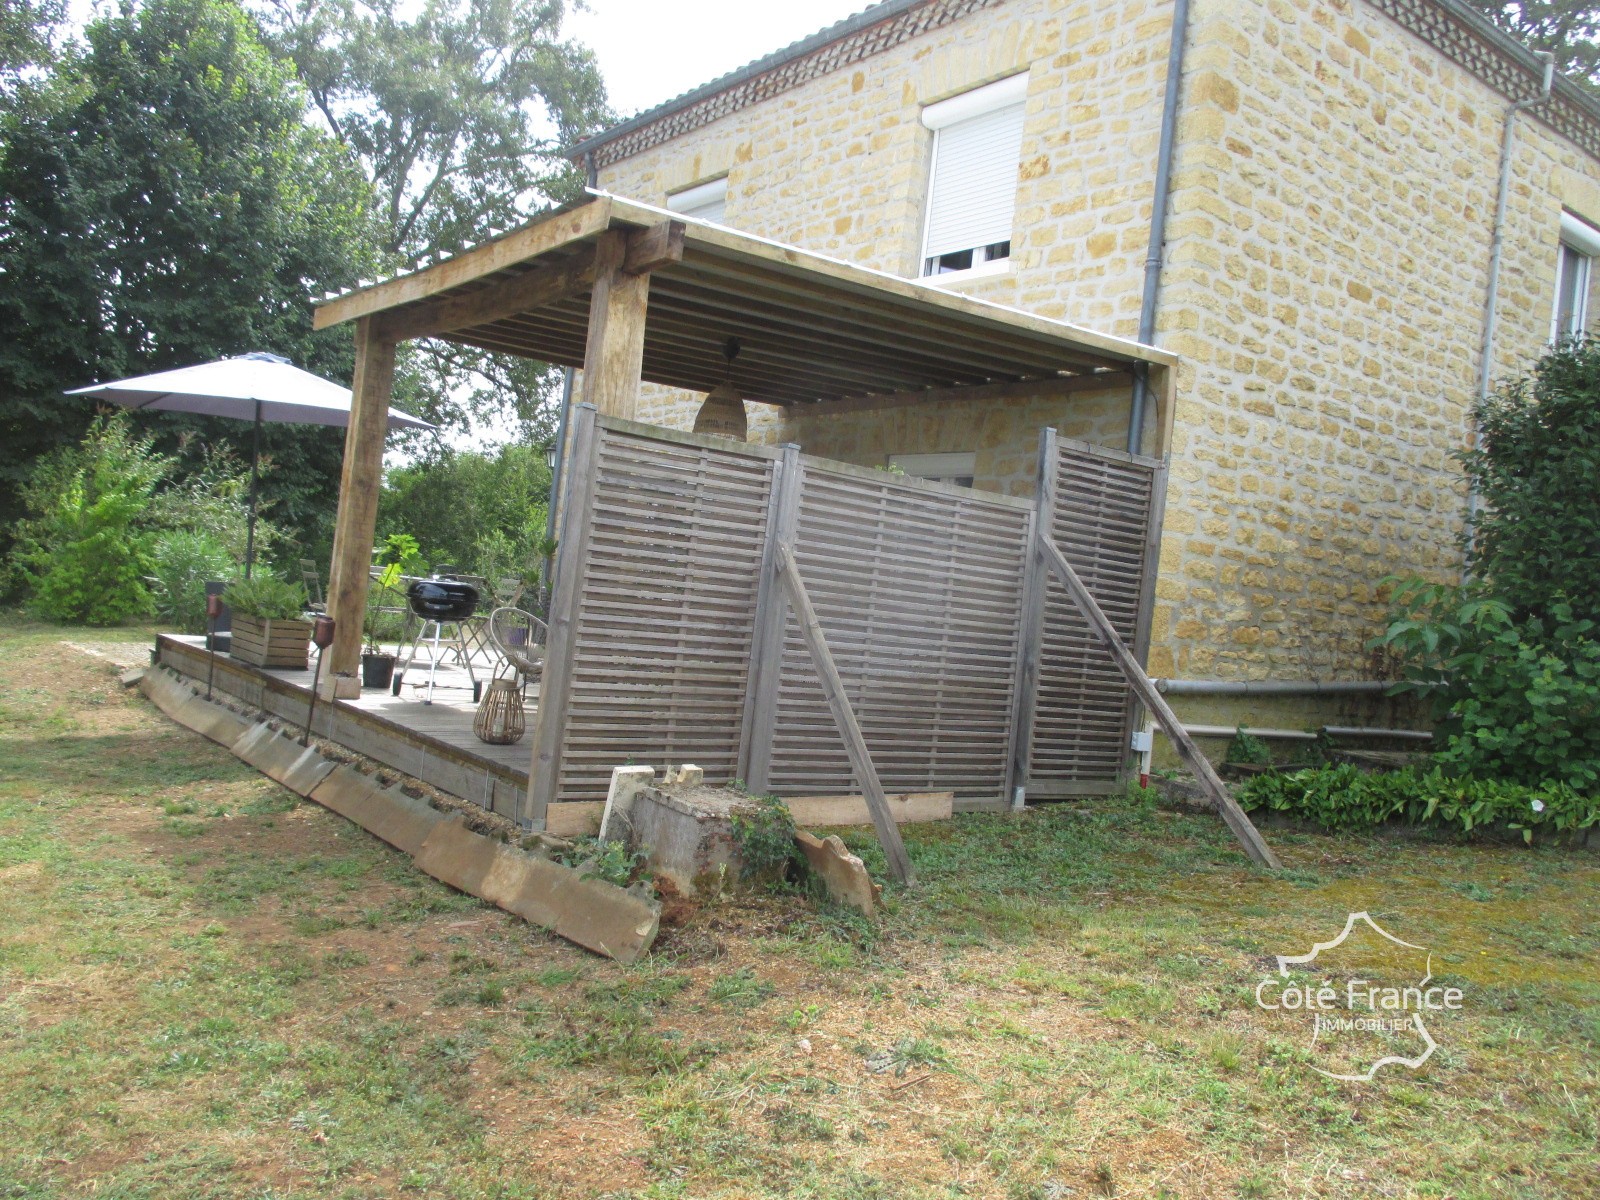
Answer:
[
  {"xmin": 922, "ymin": 96, "xmax": 1025, "ymax": 262},
  {"xmin": 668, "ymin": 178, "xmax": 727, "ymax": 224}
]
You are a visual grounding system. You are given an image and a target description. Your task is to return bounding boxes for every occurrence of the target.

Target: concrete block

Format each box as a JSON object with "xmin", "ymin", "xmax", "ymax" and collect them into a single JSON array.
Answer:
[
  {"xmin": 139, "ymin": 668, "xmax": 253, "ymax": 749},
  {"xmin": 119, "ymin": 666, "xmax": 146, "ymax": 689},
  {"xmin": 309, "ymin": 765, "xmax": 446, "ymax": 856},
  {"xmin": 415, "ymin": 814, "xmax": 659, "ymax": 963},
  {"xmin": 795, "ymin": 830, "xmax": 879, "ymax": 917},
  {"xmin": 626, "ymin": 785, "xmax": 743, "ymax": 897},
  {"xmin": 663, "ymin": 763, "xmax": 704, "ymax": 787},
  {"xmin": 598, "ymin": 765, "xmax": 656, "ymax": 843},
  {"xmin": 232, "ymin": 723, "xmax": 336, "ymax": 795}
]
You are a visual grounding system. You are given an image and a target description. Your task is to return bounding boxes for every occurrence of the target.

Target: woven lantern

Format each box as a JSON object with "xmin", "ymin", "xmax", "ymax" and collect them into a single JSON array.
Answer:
[
  {"xmin": 693, "ymin": 336, "xmax": 748, "ymax": 441},
  {"xmin": 693, "ymin": 382, "xmax": 748, "ymax": 440},
  {"xmin": 473, "ymin": 678, "xmax": 525, "ymax": 745}
]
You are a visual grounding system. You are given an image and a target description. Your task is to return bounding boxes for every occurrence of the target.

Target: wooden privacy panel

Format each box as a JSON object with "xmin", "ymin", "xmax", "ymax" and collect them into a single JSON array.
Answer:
[
  {"xmin": 555, "ymin": 425, "xmax": 775, "ymax": 802},
  {"xmin": 765, "ymin": 463, "xmax": 1031, "ymax": 806},
  {"xmin": 1026, "ymin": 436, "xmax": 1163, "ymax": 795}
]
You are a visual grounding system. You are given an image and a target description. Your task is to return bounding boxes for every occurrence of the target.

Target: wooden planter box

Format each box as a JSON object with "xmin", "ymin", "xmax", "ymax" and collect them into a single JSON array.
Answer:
[{"xmin": 229, "ymin": 614, "xmax": 312, "ymax": 670}]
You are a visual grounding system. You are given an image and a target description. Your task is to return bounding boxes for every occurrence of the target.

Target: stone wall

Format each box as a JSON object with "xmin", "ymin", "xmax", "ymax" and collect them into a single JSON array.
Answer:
[{"xmin": 596, "ymin": 0, "xmax": 1600, "ymax": 691}]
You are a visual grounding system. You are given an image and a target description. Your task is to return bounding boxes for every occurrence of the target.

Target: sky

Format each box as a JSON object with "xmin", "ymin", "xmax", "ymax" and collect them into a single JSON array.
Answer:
[{"xmin": 564, "ymin": 0, "xmax": 870, "ymax": 118}]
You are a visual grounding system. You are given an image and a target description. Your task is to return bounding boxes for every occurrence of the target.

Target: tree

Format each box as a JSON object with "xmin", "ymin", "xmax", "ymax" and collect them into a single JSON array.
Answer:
[
  {"xmin": 255, "ymin": 0, "xmax": 609, "ymax": 442},
  {"xmin": 0, "ymin": 0, "xmax": 62, "ymax": 92},
  {"xmin": 1469, "ymin": 3, "xmax": 1600, "ymax": 88},
  {"xmin": 0, "ymin": 0, "xmax": 386, "ymax": 565}
]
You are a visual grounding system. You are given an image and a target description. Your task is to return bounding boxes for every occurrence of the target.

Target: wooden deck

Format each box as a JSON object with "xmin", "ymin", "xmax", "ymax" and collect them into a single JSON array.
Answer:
[{"xmin": 152, "ymin": 634, "xmax": 598, "ymax": 831}]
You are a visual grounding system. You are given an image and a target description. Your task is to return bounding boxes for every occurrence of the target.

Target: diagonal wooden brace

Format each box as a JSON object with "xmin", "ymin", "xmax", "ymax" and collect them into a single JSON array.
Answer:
[
  {"xmin": 775, "ymin": 543, "xmax": 915, "ymax": 885},
  {"xmin": 1037, "ymin": 534, "xmax": 1282, "ymax": 870}
]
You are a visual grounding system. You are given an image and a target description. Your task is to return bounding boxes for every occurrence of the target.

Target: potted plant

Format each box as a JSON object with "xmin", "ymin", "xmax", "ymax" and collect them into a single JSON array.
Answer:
[
  {"xmin": 222, "ymin": 574, "xmax": 312, "ymax": 669},
  {"xmin": 362, "ymin": 560, "xmax": 404, "ymax": 688}
]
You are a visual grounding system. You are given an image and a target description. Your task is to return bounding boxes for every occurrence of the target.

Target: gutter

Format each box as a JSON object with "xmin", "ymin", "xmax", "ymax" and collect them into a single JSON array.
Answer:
[{"xmin": 1126, "ymin": 0, "xmax": 1191, "ymax": 455}]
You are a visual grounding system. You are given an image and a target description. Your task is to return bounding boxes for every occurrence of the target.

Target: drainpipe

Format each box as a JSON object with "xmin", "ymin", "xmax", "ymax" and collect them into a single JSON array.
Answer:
[
  {"xmin": 1471, "ymin": 53, "xmax": 1555, "ymax": 534},
  {"xmin": 1154, "ymin": 678, "xmax": 1397, "ymax": 696},
  {"xmin": 1126, "ymin": 0, "xmax": 1191, "ymax": 455},
  {"xmin": 585, "ymin": 150, "xmax": 598, "ymax": 190}
]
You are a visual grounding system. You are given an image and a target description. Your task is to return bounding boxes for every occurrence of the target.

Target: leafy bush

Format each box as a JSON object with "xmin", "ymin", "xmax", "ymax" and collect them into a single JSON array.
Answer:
[
  {"xmin": 223, "ymin": 573, "xmax": 308, "ymax": 620},
  {"xmin": 8, "ymin": 415, "xmax": 172, "ymax": 624},
  {"xmin": 731, "ymin": 793, "xmax": 798, "ymax": 881},
  {"xmin": 1378, "ymin": 339, "xmax": 1600, "ymax": 791},
  {"xmin": 1237, "ymin": 765, "xmax": 1597, "ymax": 843},
  {"xmin": 151, "ymin": 531, "xmax": 235, "ymax": 633},
  {"xmin": 1225, "ymin": 727, "xmax": 1273, "ymax": 766}
]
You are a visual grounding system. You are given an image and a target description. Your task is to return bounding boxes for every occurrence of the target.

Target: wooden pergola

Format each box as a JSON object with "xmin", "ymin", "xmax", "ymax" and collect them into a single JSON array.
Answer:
[{"xmin": 311, "ymin": 192, "xmax": 1178, "ymax": 696}]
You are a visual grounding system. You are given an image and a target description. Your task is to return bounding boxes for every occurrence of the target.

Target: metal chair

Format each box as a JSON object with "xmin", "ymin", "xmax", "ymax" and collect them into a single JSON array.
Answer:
[
  {"xmin": 487, "ymin": 606, "xmax": 547, "ymax": 698},
  {"xmin": 299, "ymin": 559, "xmax": 327, "ymax": 614}
]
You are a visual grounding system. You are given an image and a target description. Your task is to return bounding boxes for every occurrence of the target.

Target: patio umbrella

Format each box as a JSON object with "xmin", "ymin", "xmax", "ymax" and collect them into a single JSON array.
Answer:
[{"xmin": 67, "ymin": 352, "xmax": 434, "ymax": 575}]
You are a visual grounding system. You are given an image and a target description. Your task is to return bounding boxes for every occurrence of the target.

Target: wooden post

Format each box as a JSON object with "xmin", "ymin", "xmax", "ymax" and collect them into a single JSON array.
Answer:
[
  {"xmin": 524, "ymin": 403, "xmax": 601, "ymax": 829},
  {"xmin": 324, "ymin": 317, "xmax": 397, "ymax": 696},
  {"xmin": 775, "ymin": 544, "xmax": 914, "ymax": 885},
  {"xmin": 1006, "ymin": 427, "xmax": 1057, "ymax": 809},
  {"xmin": 580, "ymin": 231, "xmax": 650, "ymax": 419},
  {"xmin": 739, "ymin": 445, "xmax": 803, "ymax": 793},
  {"xmin": 1036, "ymin": 534, "xmax": 1282, "ymax": 870}
]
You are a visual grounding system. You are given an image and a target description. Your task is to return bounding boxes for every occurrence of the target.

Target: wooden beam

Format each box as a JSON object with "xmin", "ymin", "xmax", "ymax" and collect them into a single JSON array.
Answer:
[
  {"xmin": 525, "ymin": 403, "xmax": 601, "ymax": 829},
  {"xmin": 373, "ymin": 255, "xmax": 597, "ymax": 344},
  {"xmin": 1035, "ymin": 534, "xmax": 1282, "ymax": 870},
  {"xmin": 806, "ymin": 372, "xmax": 1136, "ymax": 420},
  {"xmin": 622, "ymin": 219, "xmax": 686, "ymax": 274},
  {"xmin": 314, "ymin": 199, "xmax": 612, "ymax": 330},
  {"xmin": 775, "ymin": 543, "xmax": 915, "ymax": 885},
  {"xmin": 580, "ymin": 230, "xmax": 650, "ymax": 419},
  {"xmin": 324, "ymin": 318, "xmax": 396, "ymax": 692}
]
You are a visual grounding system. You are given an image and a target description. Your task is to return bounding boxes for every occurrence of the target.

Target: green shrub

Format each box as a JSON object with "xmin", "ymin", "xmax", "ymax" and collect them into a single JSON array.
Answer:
[
  {"xmin": 222, "ymin": 573, "xmax": 308, "ymax": 620},
  {"xmin": 9, "ymin": 415, "xmax": 172, "ymax": 624},
  {"xmin": 152, "ymin": 531, "xmax": 235, "ymax": 633},
  {"xmin": 1236, "ymin": 765, "xmax": 1597, "ymax": 843},
  {"xmin": 1225, "ymin": 727, "xmax": 1274, "ymax": 766},
  {"xmin": 731, "ymin": 793, "xmax": 798, "ymax": 881},
  {"xmin": 1377, "ymin": 338, "xmax": 1600, "ymax": 791}
]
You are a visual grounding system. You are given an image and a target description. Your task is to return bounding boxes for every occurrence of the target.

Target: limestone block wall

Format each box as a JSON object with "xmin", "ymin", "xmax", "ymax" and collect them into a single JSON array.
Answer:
[{"xmin": 595, "ymin": 0, "xmax": 1600, "ymax": 691}]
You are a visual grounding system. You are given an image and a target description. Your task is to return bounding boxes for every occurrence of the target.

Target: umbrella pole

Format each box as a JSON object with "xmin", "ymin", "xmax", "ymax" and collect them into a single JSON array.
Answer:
[{"xmin": 245, "ymin": 401, "xmax": 261, "ymax": 579}]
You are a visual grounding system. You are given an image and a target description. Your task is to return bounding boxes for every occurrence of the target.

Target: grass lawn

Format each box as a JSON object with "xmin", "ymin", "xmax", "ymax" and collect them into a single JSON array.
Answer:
[{"xmin": 1, "ymin": 621, "xmax": 1596, "ymax": 1199}]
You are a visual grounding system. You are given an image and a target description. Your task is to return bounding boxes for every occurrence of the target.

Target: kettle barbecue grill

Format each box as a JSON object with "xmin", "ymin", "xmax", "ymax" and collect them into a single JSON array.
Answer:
[{"xmin": 392, "ymin": 578, "xmax": 483, "ymax": 704}]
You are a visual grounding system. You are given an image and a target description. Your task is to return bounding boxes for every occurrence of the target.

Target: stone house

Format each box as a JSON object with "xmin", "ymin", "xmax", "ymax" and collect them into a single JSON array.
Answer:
[{"xmin": 568, "ymin": 0, "xmax": 1600, "ymax": 733}]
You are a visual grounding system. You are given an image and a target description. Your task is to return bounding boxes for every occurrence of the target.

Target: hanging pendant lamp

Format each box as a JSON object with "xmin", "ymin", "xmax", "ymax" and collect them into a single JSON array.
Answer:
[{"xmin": 694, "ymin": 337, "xmax": 748, "ymax": 440}]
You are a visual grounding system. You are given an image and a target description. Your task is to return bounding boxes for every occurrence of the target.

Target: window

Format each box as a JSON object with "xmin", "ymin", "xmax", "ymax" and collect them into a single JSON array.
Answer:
[
  {"xmin": 890, "ymin": 452, "xmax": 977, "ymax": 488},
  {"xmin": 1553, "ymin": 212, "xmax": 1600, "ymax": 343},
  {"xmin": 667, "ymin": 177, "xmax": 727, "ymax": 224},
  {"xmin": 919, "ymin": 75, "xmax": 1028, "ymax": 280}
]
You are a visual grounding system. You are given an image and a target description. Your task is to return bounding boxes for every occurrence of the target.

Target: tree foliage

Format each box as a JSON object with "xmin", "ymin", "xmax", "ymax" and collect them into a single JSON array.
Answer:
[
  {"xmin": 377, "ymin": 443, "xmax": 553, "ymax": 585},
  {"xmin": 1469, "ymin": 2, "xmax": 1600, "ymax": 88},
  {"xmin": 255, "ymin": 0, "xmax": 609, "ymax": 444},
  {"xmin": 0, "ymin": 0, "xmax": 384, "ymax": 563}
]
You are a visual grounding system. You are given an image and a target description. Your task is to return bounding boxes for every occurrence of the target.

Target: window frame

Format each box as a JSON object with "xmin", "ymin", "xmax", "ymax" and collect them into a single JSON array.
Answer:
[
  {"xmin": 917, "ymin": 74, "xmax": 1029, "ymax": 284},
  {"xmin": 1553, "ymin": 211, "xmax": 1600, "ymax": 343}
]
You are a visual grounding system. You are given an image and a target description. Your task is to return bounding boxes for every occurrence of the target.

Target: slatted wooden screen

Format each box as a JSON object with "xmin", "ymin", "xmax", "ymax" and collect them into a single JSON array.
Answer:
[
  {"xmin": 1024, "ymin": 433, "xmax": 1165, "ymax": 796},
  {"xmin": 553, "ymin": 422, "xmax": 776, "ymax": 802},
  {"xmin": 536, "ymin": 414, "xmax": 1162, "ymax": 815},
  {"xmin": 763, "ymin": 461, "xmax": 1032, "ymax": 807}
]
